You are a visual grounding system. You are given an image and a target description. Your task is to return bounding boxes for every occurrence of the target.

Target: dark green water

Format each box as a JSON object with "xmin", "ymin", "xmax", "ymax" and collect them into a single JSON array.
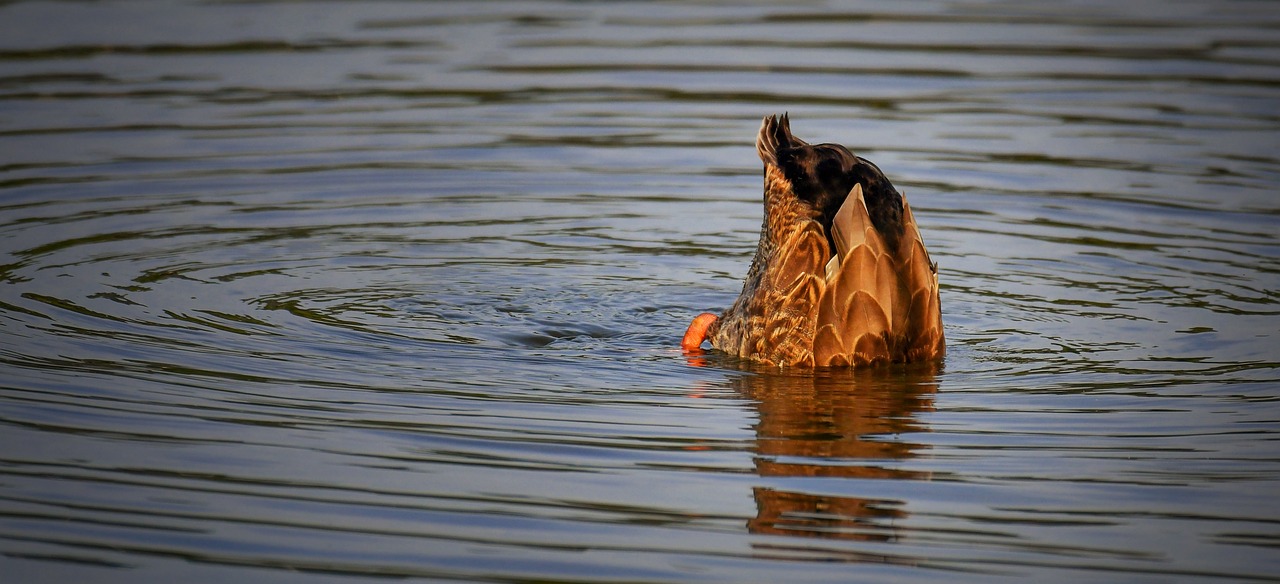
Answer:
[{"xmin": 1, "ymin": 1, "xmax": 1278, "ymax": 582}]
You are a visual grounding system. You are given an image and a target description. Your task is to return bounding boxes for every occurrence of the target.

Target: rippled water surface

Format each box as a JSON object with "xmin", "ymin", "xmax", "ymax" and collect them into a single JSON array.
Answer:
[{"xmin": 2, "ymin": 1, "xmax": 1279, "ymax": 582}]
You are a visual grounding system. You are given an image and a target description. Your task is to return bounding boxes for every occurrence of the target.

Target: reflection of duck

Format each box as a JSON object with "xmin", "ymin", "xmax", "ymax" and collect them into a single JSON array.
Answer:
[
  {"xmin": 683, "ymin": 114, "xmax": 944, "ymax": 367},
  {"xmin": 731, "ymin": 363, "xmax": 939, "ymax": 543}
]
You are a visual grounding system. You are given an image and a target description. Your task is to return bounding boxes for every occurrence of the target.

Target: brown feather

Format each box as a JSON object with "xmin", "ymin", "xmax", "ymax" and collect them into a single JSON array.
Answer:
[{"xmin": 703, "ymin": 115, "xmax": 944, "ymax": 367}]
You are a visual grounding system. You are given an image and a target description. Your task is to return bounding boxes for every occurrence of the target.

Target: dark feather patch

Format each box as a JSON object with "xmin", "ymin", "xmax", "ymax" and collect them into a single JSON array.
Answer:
[{"xmin": 762, "ymin": 115, "xmax": 905, "ymax": 253}]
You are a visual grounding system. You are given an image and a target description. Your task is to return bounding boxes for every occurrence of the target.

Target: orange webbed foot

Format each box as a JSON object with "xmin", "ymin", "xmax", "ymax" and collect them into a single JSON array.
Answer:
[{"xmin": 681, "ymin": 313, "xmax": 718, "ymax": 353}]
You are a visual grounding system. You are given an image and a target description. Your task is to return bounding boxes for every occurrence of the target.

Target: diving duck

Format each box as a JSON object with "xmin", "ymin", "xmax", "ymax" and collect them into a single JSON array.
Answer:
[{"xmin": 682, "ymin": 114, "xmax": 944, "ymax": 367}]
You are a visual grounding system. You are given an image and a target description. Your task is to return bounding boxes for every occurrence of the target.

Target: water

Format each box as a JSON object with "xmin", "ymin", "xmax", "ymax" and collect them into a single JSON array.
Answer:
[{"xmin": 2, "ymin": 0, "xmax": 1278, "ymax": 582}]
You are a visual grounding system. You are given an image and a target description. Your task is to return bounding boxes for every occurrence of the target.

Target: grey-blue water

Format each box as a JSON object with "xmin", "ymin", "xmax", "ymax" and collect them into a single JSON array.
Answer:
[{"xmin": 2, "ymin": 1, "xmax": 1278, "ymax": 582}]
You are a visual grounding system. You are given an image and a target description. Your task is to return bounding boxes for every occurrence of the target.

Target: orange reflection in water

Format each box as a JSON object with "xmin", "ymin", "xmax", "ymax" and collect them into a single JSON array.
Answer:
[{"xmin": 708, "ymin": 359, "xmax": 939, "ymax": 542}]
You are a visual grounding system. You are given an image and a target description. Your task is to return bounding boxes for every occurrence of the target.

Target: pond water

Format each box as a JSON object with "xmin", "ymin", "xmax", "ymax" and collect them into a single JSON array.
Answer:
[{"xmin": 2, "ymin": 1, "xmax": 1279, "ymax": 582}]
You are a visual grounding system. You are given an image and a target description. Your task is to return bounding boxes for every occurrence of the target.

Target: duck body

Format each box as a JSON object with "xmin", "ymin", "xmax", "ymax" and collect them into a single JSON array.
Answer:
[{"xmin": 684, "ymin": 115, "xmax": 944, "ymax": 367}]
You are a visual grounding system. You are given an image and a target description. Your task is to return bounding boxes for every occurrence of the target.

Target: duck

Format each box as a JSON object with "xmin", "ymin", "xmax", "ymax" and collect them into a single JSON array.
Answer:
[{"xmin": 682, "ymin": 114, "xmax": 944, "ymax": 367}]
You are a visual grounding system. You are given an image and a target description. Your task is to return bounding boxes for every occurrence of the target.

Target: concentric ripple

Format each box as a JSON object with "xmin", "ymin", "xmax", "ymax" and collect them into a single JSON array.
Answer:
[{"xmin": 1, "ymin": 1, "xmax": 1278, "ymax": 582}]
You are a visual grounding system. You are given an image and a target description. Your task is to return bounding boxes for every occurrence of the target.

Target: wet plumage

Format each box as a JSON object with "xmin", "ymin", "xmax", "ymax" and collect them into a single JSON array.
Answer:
[{"xmin": 684, "ymin": 114, "xmax": 945, "ymax": 367}]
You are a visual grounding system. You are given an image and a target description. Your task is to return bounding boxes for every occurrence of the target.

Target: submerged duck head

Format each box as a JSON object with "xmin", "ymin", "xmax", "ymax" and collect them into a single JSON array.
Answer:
[{"xmin": 682, "ymin": 114, "xmax": 944, "ymax": 368}]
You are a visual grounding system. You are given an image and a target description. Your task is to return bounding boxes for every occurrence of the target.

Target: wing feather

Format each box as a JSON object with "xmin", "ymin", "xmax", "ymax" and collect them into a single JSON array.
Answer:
[
  {"xmin": 815, "ymin": 184, "xmax": 942, "ymax": 365},
  {"xmin": 894, "ymin": 197, "xmax": 945, "ymax": 361}
]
